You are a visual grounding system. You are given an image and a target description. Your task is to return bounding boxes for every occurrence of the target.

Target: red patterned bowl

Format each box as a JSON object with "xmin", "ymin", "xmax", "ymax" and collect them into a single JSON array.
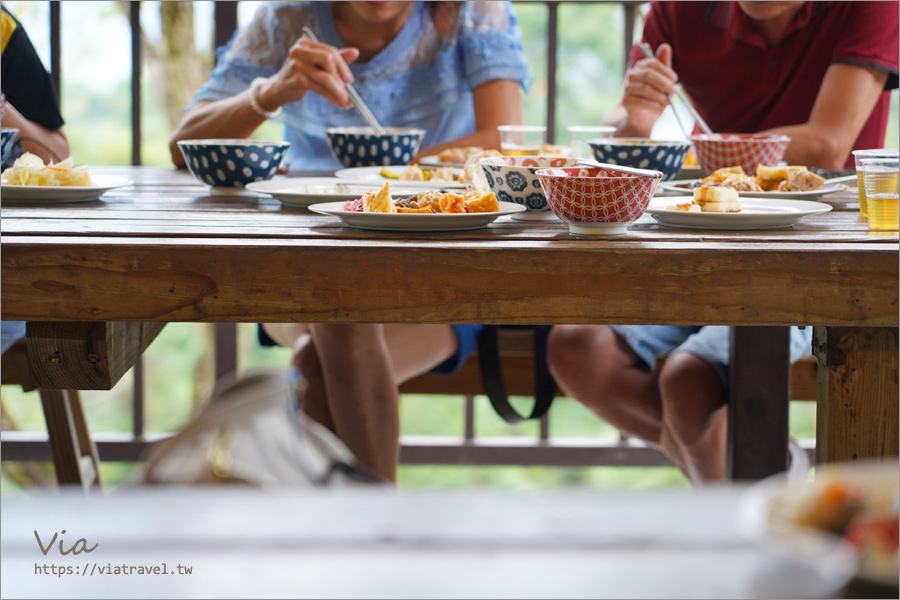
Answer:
[
  {"xmin": 691, "ymin": 133, "xmax": 791, "ymax": 174},
  {"xmin": 535, "ymin": 166, "xmax": 661, "ymax": 235}
]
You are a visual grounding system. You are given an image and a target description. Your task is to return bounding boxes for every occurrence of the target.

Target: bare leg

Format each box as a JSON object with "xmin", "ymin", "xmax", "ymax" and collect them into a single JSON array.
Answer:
[
  {"xmin": 658, "ymin": 352, "xmax": 728, "ymax": 483},
  {"xmin": 291, "ymin": 331, "xmax": 336, "ymax": 433},
  {"xmin": 306, "ymin": 324, "xmax": 399, "ymax": 483},
  {"xmin": 547, "ymin": 325, "xmax": 690, "ymax": 473},
  {"xmin": 547, "ymin": 325, "xmax": 664, "ymax": 441},
  {"xmin": 282, "ymin": 323, "xmax": 459, "ymax": 483}
]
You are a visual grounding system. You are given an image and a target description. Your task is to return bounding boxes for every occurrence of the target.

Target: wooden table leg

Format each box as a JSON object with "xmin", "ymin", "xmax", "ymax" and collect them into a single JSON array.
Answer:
[
  {"xmin": 814, "ymin": 326, "xmax": 899, "ymax": 464},
  {"xmin": 39, "ymin": 389, "xmax": 102, "ymax": 489},
  {"xmin": 727, "ymin": 326, "xmax": 790, "ymax": 481}
]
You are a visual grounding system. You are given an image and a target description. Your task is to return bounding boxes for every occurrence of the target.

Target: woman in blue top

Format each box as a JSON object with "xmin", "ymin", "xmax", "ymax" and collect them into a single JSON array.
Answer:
[
  {"xmin": 169, "ymin": 1, "xmax": 531, "ymax": 483},
  {"xmin": 169, "ymin": 1, "xmax": 531, "ymax": 169}
]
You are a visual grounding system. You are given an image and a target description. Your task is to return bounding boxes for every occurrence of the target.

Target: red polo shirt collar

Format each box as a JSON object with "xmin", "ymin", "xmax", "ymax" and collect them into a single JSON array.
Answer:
[{"xmin": 706, "ymin": 2, "xmax": 829, "ymax": 48}]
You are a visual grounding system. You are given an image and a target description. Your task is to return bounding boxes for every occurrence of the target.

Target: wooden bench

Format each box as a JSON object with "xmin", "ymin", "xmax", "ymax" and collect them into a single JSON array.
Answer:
[
  {"xmin": 398, "ymin": 328, "xmax": 818, "ymax": 468},
  {"xmin": 400, "ymin": 328, "xmax": 818, "ymax": 401}
]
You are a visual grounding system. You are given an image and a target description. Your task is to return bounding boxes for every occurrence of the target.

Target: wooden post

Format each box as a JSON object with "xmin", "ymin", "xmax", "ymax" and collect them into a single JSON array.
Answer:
[
  {"xmin": 814, "ymin": 326, "xmax": 899, "ymax": 464},
  {"xmin": 728, "ymin": 326, "xmax": 791, "ymax": 480}
]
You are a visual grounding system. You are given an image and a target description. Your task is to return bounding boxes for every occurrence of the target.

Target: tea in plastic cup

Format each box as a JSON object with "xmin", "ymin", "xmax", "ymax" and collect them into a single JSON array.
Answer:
[
  {"xmin": 852, "ymin": 148, "xmax": 899, "ymax": 219},
  {"xmin": 860, "ymin": 156, "xmax": 900, "ymax": 230},
  {"xmin": 568, "ymin": 125, "xmax": 615, "ymax": 159},
  {"xmin": 498, "ymin": 125, "xmax": 546, "ymax": 156}
]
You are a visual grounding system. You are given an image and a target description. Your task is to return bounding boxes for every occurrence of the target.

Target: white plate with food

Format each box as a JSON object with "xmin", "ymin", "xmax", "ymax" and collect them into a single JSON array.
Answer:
[
  {"xmin": 245, "ymin": 177, "xmax": 373, "ymax": 207},
  {"xmin": 646, "ymin": 197, "xmax": 832, "ymax": 230},
  {"xmin": 1, "ymin": 175, "xmax": 133, "ymax": 204},
  {"xmin": 334, "ymin": 165, "xmax": 467, "ymax": 190},
  {"xmin": 308, "ymin": 200, "xmax": 525, "ymax": 232},
  {"xmin": 737, "ymin": 460, "xmax": 899, "ymax": 590},
  {"xmin": 659, "ymin": 179, "xmax": 848, "ymax": 201}
]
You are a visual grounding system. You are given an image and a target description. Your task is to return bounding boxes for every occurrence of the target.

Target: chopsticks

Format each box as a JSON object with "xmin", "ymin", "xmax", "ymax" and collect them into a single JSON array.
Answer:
[
  {"xmin": 638, "ymin": 43, "xmax": 716, "ymax": 138},
  {"xmin": 302, "ymin": 27, "xmax": 385, "ymax": 135},
  {"xmin": 577, "ymin": 159, "xmax": 663, "ymax": 179}
]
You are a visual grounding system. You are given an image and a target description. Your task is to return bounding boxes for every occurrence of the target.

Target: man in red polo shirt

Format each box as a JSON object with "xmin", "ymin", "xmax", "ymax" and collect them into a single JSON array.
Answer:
[
  {"xmin": 548, "ymin": 1, "xmax": 899, "ymax": 484},
  {"xmin": 607, "ymin": 1, "xmax": 899, "ymax": 169}
]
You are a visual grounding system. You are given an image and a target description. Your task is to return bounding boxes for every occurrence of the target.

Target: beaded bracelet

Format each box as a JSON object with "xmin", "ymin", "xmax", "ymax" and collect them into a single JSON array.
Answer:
[{"xmin": 248, "ymin": 78, "xmax": 283, "ymax": 119}]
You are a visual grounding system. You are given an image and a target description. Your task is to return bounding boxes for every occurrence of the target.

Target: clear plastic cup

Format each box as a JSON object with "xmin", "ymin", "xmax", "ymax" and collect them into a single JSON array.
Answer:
[
  {"xmin": 498, "ymin": 125, "xmax": 546, "ymax": 156},
  {"xmin": 568, "ymin": 125, "xmax": 615, "ymax": 159},
  {"xmin": 859, "ymin": 156, "xmax": 900, "ymax": 230},
  {"xmin": 852, "ymin": 148, "xmax": 899, "ymax": 219}
]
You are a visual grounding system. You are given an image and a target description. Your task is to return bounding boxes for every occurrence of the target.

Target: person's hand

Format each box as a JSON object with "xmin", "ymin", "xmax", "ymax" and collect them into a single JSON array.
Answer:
[
  {"xmin": 620, "ymin": 43, "xmax": 678, "ymax": 136},
  {"xmin": 254, "ymin": 38, "xmax": 360, "ymax": 112}
]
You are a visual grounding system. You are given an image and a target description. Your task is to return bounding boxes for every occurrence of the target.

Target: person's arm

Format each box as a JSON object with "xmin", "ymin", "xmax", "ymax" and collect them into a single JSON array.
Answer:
[
  {"xmin": 1, "ymin": 100, "xmax": 69, "ymax": 163},
  {"xmin": 602, "ymin": 43, "xmax": 677, "ymax": 138},
  {"xmin": 763, "ymin": 64, "xmax": 889, "ymax": 169},
  {"xmin": 169, "ymin": 38, "xmax": 360, "ymax": 168},
  {"xmin": 412, "ymin": 79, "xmax": 522, "ymax": 161}
]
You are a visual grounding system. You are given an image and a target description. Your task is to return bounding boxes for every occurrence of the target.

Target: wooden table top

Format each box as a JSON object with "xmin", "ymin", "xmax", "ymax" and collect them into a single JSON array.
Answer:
[
  {"xmin": 0, "ymin": 486, "xmax": 863, "ymax": 599},
  {"xmin": 2, "ymin": 166, "xmax": 897, "ymax": 326}
]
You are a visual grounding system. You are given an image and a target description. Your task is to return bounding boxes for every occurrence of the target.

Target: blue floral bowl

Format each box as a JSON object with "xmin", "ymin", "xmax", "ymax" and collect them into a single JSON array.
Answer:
[
  {"xmin": 588, "ymin": 138, "xmax": 691, "ymax": 181},
  {"xmin": 479, "ymin": 155, "xmax": 581, "ymax": 220},
  {"xmin": 1, "ymin": 128, "xmax": 19, "ymax": 165},
  {"xmin": 325, "ymin": 127, "xmax": 426, "ymax": 168},
  {"xmin": 178, "ymin": 139, "xmax": 289, "ymax": 191}
]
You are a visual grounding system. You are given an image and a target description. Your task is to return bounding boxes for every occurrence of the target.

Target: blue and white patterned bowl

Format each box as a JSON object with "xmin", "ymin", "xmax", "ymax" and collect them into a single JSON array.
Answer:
[
  {"xmin": 480, "ymin": 155, "xmax": 581, "ymax": 220},
  {"xmin": 178, "ymin": 139, "xmax": 289, "ymax": 190},
  {"xmin": 588, "ymin": 138, "xmax": 692, "ymax": 182},
  {"xmin": 325, "ymin": 127, "xmax": 426, "ymax": 168},
  {"xmin": 1, "ymin": 128, "xmax": 19, "ymax": 164}
]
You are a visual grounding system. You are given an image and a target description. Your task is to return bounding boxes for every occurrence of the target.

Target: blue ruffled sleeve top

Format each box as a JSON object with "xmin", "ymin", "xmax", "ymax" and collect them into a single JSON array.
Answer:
[{"xmin": 189, "ymin": 1, "xmax": 532, "ymax": 170}]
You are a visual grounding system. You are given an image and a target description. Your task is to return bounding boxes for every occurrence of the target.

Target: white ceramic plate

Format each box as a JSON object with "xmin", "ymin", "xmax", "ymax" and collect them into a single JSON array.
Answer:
[
  {"xmin": 736, "ymin": 460, "xmax": 899, "ymax": 590},
  {"xmin": 308, "ymin": 200, "xmax": 525, "ymax": 231},
  {"xmin": 0, "ymin": 176, "xmax": 133, "ymax": 204},
  {"xmin": 334, "ymin": 166, "xmax": 467, "ymax": 190},
  {"xmin": 647, "ymin": 197, "xmax": 832, "ymax": 230},
  {"xmin": 659, "ymin": 179, "xmax": 847, "ymax": 201},
  {"xmin": 245, "ymin": 178, "xmax": 369, "ymax": 207}
]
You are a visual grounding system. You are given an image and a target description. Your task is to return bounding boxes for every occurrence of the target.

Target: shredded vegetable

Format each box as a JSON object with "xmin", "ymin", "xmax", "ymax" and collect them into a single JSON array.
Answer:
[{"xmin": 1, "ymin": 152, "xmax": 94, "ymax": 187}]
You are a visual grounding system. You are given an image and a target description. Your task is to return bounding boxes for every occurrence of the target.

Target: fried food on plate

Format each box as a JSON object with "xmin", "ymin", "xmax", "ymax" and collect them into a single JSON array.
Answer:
[
  {"xmin": 693, "ymin": 185, "xmax": 742, "ymax": 212},
  {"xmin": 1, "ymin": 152, "xmax": 94, "ymax": 187}
]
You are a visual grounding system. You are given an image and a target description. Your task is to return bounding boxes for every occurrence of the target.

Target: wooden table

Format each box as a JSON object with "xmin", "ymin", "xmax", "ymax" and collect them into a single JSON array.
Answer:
[
  {"xmin": 0, "ymin": 486, "xmax": 874, "ymax": 599},
  {"xmin": 2, "ymin": 167, "xmax": 897, "ymax": 478}
]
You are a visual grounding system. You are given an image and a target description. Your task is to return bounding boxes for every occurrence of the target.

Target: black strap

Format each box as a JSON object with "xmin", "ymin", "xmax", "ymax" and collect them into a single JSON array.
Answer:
[{"xmin": 476, "ymin": 325, "xmax": 556, "ymax": 424}]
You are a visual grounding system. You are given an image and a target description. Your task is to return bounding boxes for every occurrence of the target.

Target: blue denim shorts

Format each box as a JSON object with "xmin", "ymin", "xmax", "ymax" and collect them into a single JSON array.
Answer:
[
  {"xmin": 259, "ymin": 323, "xmax": 484, "ymax": 376},
  {"xmin": 610, "ymin": 325, "xmax": 813, "ymax": 386},
  {"xmin": 431, "ymin": 324, "xmax": 484, "ymax": 375},
  {"xmin": 1, "ymin": 321, "xmax": 26, "ymax": 354}
]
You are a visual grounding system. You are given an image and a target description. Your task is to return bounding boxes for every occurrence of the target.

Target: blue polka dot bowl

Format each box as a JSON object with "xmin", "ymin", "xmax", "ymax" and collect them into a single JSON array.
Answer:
[
  {"xmin": 479, "ymin": 155, "xmax": 581, "ymax": 220},
  {"xmin": 1, "ymin": 128, "xmax": 19, "ymax": 165},
  {"xmin": 325, "ymin": 127, "xmax": 426, "ymax": 168},
  {"xmin": 588, "ymin": 138, "xmax": 691, "ymax": 182},
  {"xmin": 177, "ymin": 139, "xmax": 289, "ymax": 193}
]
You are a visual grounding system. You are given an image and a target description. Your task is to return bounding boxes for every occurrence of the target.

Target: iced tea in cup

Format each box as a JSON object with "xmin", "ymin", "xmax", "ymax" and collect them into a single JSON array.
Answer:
[
  {"xmin": 498, "ymin": 125, "xmax": 546, "ymax": 156},
  {"xmin": 860, "ymin": 157, "xmax": 900, "ymax": 230},
  {"xmin": 852, "ymin": 148, "xmax": 899, "ymax": 219}
]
